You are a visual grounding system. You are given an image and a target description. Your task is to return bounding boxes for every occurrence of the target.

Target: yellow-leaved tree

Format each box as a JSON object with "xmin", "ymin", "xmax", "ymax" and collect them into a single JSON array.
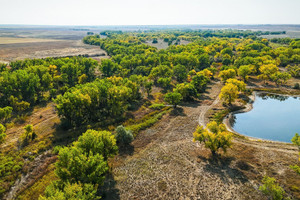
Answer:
[{"xmin": 193, "ymin": 121, "xmax": 232, "ymax": 156}]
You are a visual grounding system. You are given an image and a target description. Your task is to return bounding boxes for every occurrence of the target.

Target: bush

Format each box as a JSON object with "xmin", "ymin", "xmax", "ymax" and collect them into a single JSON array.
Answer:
[
  {"xmin": 259, "ymin": 176, "xmax": 286, "ymax": 200},
  {"xmin": 74, "ymin": 130, "xmax": 118, "ymax": 160},
  {"xmin": 19, "ymin": 124, "xmax": 37, "ymax": 148},
  {"xmin": 115, "ymin": 125, "xmax": 134, "ymax": 145},
  {"xmin": 293, "ymin": 83, "xmax": 300, "ymax": 89},
  {"xmin": 40, "ymin": 181, "xmax": 99, "ymax": 200},
  {"xmin": 0, "ymin": 124, "xmax": 6, "ymax": 143},
  {"xmin": 149, "ymin": 103, "xmax": 165, "ymax": 110}
]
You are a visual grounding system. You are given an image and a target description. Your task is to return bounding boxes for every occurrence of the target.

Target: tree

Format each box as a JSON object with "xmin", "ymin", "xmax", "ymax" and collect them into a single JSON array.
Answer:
[
  {"xmin": 74, "ymin": 130, "xmax": 118, "ymax": 160},
  {"xmin": 0, "ymin": 106, "xmax": 13, "ymax": 122},
  {"xmin": 55, "ymin": 146, "xmax": 108, "ymax": 185},
  {"xmin": 270, "ymin": 72, "xmax": 291, "ymax": 86},
  {"xmin": 174, "ymin": 83, "xmax": 197, "ymax": 101},
  {"xmin": 193, "ymin": 121, "xmax": 232, "ymax": 156},
  {"xmin": 0, "ymin": 124, "xmax": 6, "ymax": 143},
  {"xmin": 40, "ymin": 182, "xmax": 99, "ymax": 200},
  {"xmin": 100, "ymin": 59, "xmax": 119, "ymax": 77},
  {"xmin": 238, "ymin": 65, "xmax": 252, "ymax": 81},
  {"xmin": 19, "ymin": 124, "xmax": 37, "ymax": 148},
  {"xmin": 173, "ymin": 64, "xmax": 187, "ymax": 82},
  {"xmin": 226, "ymin": 79, "xmax": 246, "ymax": 92},
  {"xmin": 258, "ymin": 64, "xmax": 278, "ymax": 83},
  {"xmin": 191, "ymin": 73, "xmax": 209, "ymax": 92},
  {"xmin": 164, "ymin": 92, "xmax": 182, "ymax": 108},
  {"xmin": 259, "ymin": 176, "xmax": 285, "ymax": 200},
  {"xmin": 218, "ymin": 69, "xmax": 236, "ymax": 82},
  {"xmin": 144, "ymin": 81, "xmax": 153, "ymax": 97},
  {"xmin": 115, "ymin": 125, "xmax": 134, "ymax": 145},
  {"xmin": 292, "ymin": 133, "xmax": 300, "ymax": 149},
  {"xmin": 149, "ymin": 65, "xmax": 173, "ymax": 82},
  {"xmin": 219, "ymin": 83, "xmax": 239, "ymax": 105}
]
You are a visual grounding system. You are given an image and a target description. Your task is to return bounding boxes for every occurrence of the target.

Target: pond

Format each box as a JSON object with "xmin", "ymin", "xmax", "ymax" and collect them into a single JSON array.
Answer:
[{"xmin": 231, "ymin": 92, "xmax": 300, "ymax": 143}]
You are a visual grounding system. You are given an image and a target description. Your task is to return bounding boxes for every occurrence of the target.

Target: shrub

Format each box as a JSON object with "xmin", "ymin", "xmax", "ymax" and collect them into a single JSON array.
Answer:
[
  {"xmin": 19, "ymin": 124, "xmax": 37, "ymax": 148},
  {"xmin": 164, "ymin": 92, "xmax": 183, "ymax": 108},
  {"xmin": 55, "ymin": 146, "xmax": 108, "ymax": 185},
  {"xmin": 149, "ymin": 103, "xmax": 165, "ymax": 110},
  {"xmin": 293, "ymin": 83, "xmax": 300, "ymax": 90},
  {"xmin": 40, "ymin": 181, "xmax": 99, "ymax": 200},
  {"xmin": 0, "ymin": 124, "xmax": 6, "ymax": 143},
  {"xmin": 74, "ymin": 129, "xmax": 118, "ymax": 160},
  {"xmin": 115, "ymin": 125, "xmax": 134, "ymax": 145},
  {"xmin": 259, "ymin": 176, "xmax": 286, "ymax": 200}
]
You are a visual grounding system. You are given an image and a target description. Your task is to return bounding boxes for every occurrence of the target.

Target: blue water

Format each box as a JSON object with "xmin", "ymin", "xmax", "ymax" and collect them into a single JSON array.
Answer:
[{"xmin": 232, "ymin": 93, "xmax": 300, "ymax": 143}]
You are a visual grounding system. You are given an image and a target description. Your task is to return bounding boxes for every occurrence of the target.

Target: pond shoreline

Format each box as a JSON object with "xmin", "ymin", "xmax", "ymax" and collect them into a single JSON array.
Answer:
[{"xmin": 223, "ymin": 90, "xmax": 298, "ymax": 144}]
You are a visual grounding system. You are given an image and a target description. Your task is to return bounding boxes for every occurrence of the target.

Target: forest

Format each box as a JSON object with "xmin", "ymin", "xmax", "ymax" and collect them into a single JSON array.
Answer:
[{"xmin": 0, "ymin": 29, "xmax": 300, "ymax": 200}]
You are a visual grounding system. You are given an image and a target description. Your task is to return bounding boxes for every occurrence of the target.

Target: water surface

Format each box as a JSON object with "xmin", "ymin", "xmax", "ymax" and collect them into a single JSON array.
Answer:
[{"xmin": 232, "ymin": 92, "xmax": 300, "ymax": 143}]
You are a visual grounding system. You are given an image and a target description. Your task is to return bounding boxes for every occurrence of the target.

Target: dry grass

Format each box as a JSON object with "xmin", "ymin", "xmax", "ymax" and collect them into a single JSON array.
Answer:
[
  {"xmin": 104, "ymin": 81, "xmax": 300, "ymax": 200},
  {"xmin": 0, "ymin": 37, "xmax": 60, "ymax": 45}
]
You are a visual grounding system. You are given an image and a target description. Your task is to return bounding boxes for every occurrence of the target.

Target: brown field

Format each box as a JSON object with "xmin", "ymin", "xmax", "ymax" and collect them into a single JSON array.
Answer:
[
  {"xmin": 0, "ymin": 40, "xmax": 108, "ymax": 62},
  {"xmin": 0, "ymin": 37, "xmax": 60, "ymax": 45}
]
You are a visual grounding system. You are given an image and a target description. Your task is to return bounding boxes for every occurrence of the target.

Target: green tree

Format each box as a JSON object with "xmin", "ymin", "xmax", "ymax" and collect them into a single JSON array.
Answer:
[
  {"xmin": 115, "ymin": 125, "xmax": 134, "ymax": 145},
  {"xmin": 259, "ymin": 176, "xmax": 285, "ymax": 200},
  {"xmin": 238, "ymin": 65, "xmax": 252, "ymax": 81},
  {"xmin": 218, "ymin": 69, "xmax": 236, "ymax": 82},
  {"xmin": 55, "ymin": 146, "xmax": 108, "ymax": 185},
  {"xmin": 100, "ymin": 59, "xmax": 119, "ymax": 77},
  {"xmin": 0, "ymin": 106, "xmax": 13, "ymax": 122},
  {"xmin": 292, "ymin": 133, "xmax": 300, "ymax": 149},
  {"xmin": 144, "ymin": 81, "xmax": 153, "ymax": 97},
  {"xmin": 258, "ymin": 64, "xmax": 278, "ymax": 83},
  {"xmin": 270, "ymin": 72, "xmax": 291, "ymax": 86},
  {"xmin": 173, "ymin": 64, "xmax": 187, "ymax": 82},
  {"xmin": 74, "ymin": 130, "xmax": 118, "ymax": 160},
  {"xmin": 193, "ymin": 121, "xmax": 232, "ymax": 156},
  {"xmin": 174, "ymin": 83, "xmax": 197, "ymax": 101},
  {"xmin": 164, "ymin": 92, "xmax": 183, "ymax": 108},
  {"xmin": 40, "ymin": 182, "xmax": 99, "ymax": 200}
]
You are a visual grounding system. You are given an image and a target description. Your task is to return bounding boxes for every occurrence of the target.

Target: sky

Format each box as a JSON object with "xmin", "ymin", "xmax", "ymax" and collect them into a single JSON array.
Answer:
[{"xmin": 0, "ymin": 0, "xmax": 299, "ymax": 25}]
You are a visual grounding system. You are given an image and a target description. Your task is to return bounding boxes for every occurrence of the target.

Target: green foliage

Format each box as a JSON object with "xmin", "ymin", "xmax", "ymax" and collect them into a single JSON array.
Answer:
[
  {"xmin": 212, "ymin": 109, "xmax": 230, "ymax": 124},
  {"xmin": 149, "ymin": 103, "xmax": 166, "ymax": 110},
  {"xmin": 74, "ymin": 130, "xmax": 118, "ymax": 160},
  {"xmin": 292, "ymin": 133, "xmax": 300, "ymax": 149},
  {"xmin": 127, "ymin": 108, "xmax": 170, "ymax": 136},
  {"xmin": 164, "ymin": 92, "xmax": 183, "ymax": 108},
  {"xmin": 238, "ymin": 65, "xmax": 252, "ymax": 81},
  {"xmin": 193, "ymin": 122, "xmax": 232, "ymax": 156},
  {"xmin": 19, "ymin": 124, "xmax": 37, "ymax": 148},
  {"xmin": 259, "ymin": 176, "xmax": 286, "ymax": 200},
  {"xmin": 219, "ymin": 69, "xmax": 236, "ymax": 82},
  {"xmin": 55, "ymin": 78, "xmax": 139, "ymax": 127},
  {"xmin": 55, "ymin": 146, "xmax": 108, "ymax": 185},
  {"xmin": 0, "ymin": 106, "xmax": 13, "ymax": 122},
  {"xmin": 115, "ymin": 125, "xmax": 134, "ymax": 145},
  {"xmin": 290, "ymin": 165, "xmax": 300, "ymax": 175},
  {"xmin": 173, "ymin": 64, "xmax": 187, "ymax": 82},
  {"xmin": 0, "ymin": 124, "xmax": 6, "ymax": 143},
  {"xmin": 40, "ymin": 181, "xmax": 99, "ymax": 200},
  {"xmin": 174, "ymin": 83, "xmax": 197, "ymax": 101},
  {"xmin": 191, "ymin": 72, "xmax": 209, "ymax": 92}
]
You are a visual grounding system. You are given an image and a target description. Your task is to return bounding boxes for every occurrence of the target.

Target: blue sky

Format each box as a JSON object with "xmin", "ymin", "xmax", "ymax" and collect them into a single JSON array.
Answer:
[{"xmin": 0, "ymin": 0, "xmax": 299, "ymax": 25}]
